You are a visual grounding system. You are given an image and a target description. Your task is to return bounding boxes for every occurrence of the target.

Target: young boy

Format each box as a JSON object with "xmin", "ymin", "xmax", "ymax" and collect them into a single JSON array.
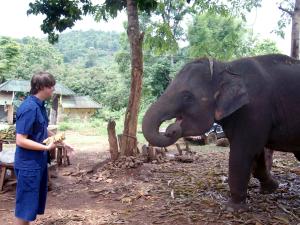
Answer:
[{"xmin": 14, "ymin": 72, "xmax": 57, "ymax": 225}]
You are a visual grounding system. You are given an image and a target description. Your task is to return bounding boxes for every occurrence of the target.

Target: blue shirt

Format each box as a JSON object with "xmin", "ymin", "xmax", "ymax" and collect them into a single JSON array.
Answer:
[{"xmin": 14, "ymin": 95, "xmax": 49, "ymax": 169}]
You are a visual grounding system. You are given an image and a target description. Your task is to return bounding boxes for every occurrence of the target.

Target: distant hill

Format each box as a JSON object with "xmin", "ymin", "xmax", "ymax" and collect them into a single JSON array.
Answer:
[{"xmin": 54, "ymin": 30, "xmax": 121, "ymax": 66}]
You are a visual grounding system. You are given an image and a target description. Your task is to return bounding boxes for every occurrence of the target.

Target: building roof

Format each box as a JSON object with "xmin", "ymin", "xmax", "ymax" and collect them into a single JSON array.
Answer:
[
  {"xmin": 61, "ymin": 96, "xmax": 101, "ymax": 109},
  {"xmin": 0, "ymin": 80, "xmax": 75, "ymax": 96}
]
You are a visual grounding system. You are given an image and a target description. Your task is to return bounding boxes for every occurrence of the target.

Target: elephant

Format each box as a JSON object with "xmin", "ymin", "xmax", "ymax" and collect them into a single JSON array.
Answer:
[{"xmin": 142, "ymin": 54, "xmax": 300, "ymax": 209}]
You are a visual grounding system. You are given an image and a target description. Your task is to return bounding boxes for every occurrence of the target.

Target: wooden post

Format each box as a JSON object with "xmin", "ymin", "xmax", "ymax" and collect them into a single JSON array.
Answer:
[
  {"xmin": 0, "ymin": 166, "xmax": 6, "ymax": 191},
  {"xmin": 176, "ymin": 143, "xmax": 183, "ymax": 155},
  {"xmin": 0, "ymin": 140, "xmax": 3, "ymax": 152},
  {"xmin": 57, "ymin": 147, "xmax": 62, "ymax": 166},
  {"xmin": 148, "ymin": 146, "xmax": 156, "ymax": 161},
  {"xmin": 6, "ymin": 105, "xmax": 14, "ymax": 125},
  {"xmin": 185, "ymin": 142, "xmax": 190, "ymax": 151},
  {"xmin": 62, "ymin": 148, "xmax": 70, "ymax": 166},
  {"xmin": 107, "ymin": 120, "xmax": 119, "ymax": 161}
]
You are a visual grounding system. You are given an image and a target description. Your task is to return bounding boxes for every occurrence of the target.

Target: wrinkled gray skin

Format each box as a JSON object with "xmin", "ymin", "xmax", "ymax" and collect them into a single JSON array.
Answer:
[{"xmin": 142, "ymin": 54, "xmax": 300, "ymax": 209}]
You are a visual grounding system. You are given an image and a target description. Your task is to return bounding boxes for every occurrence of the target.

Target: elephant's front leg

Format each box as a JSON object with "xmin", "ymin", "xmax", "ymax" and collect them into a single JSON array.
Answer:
[
  {"xmin": 252, "ymin": 149, "xmax": 278, "ymax": 194},
  {"xmin": 227, "ymin": 141, "xmax": 260, "ymax": 210}
]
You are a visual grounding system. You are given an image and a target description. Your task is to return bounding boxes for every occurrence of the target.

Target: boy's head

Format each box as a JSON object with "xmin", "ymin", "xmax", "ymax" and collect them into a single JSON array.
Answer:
[{"xmin": 30, "ymin": 72, "xmax": 56, "ymax": 99}]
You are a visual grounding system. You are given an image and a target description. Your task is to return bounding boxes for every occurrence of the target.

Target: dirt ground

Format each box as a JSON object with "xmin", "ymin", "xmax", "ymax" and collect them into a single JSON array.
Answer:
[{"xmin": 0, "ymin": 131, "xmax": 299, "ymax": 225}]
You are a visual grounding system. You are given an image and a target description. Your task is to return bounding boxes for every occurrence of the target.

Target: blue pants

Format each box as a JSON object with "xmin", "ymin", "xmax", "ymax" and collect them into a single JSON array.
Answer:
[{"xmin": 15, "ymin": 166, "xmax": 48, "ymax": 222}]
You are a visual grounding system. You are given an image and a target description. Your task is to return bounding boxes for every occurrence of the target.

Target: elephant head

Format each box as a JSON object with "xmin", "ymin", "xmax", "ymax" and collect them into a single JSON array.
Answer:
[{"xmin": 142, "ymin": 58, "xmax": 250, "ymax": 147}]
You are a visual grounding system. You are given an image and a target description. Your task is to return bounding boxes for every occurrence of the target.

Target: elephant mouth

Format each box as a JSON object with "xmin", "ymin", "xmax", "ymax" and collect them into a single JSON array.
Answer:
[
  {"xmin": 172, "ymin": 114, "xmax": 205, "ymax": 137},
  {"xmin": 142, "ymin": 106, "xmax": 186, "ymax": 147},
  {"xmin": 164, "ymin": 116, "xmax": 183, "ymax": 138},
  {"xmin": 176, "ymin": 115, "xmax": 183, "ymax": 121}
]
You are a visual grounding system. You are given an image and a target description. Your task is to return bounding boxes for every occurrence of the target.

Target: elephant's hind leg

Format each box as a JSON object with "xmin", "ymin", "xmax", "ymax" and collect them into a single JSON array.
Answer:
[{"xmin": 252, "ymin": 148, "xmax": 278, "ymax": 194}]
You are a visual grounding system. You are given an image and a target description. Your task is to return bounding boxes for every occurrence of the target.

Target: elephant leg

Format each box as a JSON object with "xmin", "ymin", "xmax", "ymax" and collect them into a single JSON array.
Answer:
[
  {"xmin": 252, "ymin": 149, "xmax": 278, "ymax": 194},
  {"xmin": 227, "ymin": 143, "xmax": 255, "ymax": 208},
  {"xmin": 221, "ymin": 110, "xmax": 272, "ymax": 210},
  {"xmin": 226, "ymin": 135, "xmax": 271, "ymax": 210},
  {"xmin": 264, "ymin": 148, "xmax": 274, "ymax": 171}
]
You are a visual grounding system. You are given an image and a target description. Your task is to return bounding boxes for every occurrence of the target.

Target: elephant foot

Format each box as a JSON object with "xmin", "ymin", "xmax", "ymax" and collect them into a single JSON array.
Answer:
[
  {"xmin": 260, "ymin": 179, "xmax": 279, "ymax": 194},
  {"xmin": 223, "ymin": 200, "xmax": 248, "ymax": 212}
]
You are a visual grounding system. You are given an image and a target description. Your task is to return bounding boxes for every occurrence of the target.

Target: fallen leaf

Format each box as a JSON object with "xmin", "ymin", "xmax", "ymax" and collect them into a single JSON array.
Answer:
[
  {"xmin": 273, "ymin": 216, "xmax": 290, "ymax": 224},
  {"xmin": 121, "ymin": 197, "xmax": 133, "ymax": 204}
]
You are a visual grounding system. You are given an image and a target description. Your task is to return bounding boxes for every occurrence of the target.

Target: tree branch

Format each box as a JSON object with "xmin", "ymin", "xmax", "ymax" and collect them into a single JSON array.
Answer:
[{"xmin": 279, "ymin": 5, "xmax": 293, "ymax": 16}]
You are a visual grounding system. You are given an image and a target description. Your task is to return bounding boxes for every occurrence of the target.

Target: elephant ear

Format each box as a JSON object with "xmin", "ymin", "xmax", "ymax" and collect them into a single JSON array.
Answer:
[{"xmin": 214, "ymin": 64, "xmax": 250, "ymax": 121}]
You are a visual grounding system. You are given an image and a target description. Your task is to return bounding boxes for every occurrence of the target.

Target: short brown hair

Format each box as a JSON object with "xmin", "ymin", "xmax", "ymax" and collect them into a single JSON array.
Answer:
[{"xmin": 30, "ymin": 72, "xmax": 56, "ymax": 95}]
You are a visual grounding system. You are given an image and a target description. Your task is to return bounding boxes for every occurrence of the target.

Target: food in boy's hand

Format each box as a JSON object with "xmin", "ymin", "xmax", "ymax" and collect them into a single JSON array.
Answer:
[{"xmin": 43, "ymin": 133, "xmax": 65, "ymax": 145}]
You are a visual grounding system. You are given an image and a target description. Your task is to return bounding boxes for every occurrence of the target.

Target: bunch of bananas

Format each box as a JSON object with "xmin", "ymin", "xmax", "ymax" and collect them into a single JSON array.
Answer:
[{"xmin": 43, "ymin": 132, "xmax": 65, "ymax": 145}]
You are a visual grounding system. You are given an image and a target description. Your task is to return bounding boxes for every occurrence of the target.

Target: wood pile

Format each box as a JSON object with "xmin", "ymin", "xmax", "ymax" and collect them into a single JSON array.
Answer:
[
  {"xmin": 101, "ymin": 156, "xmax": 144, "ymax": 170},
  {"xmin": 0, "ymin": 125, "xmax": 15, "ymax": 140},
  {"xmin": 174, "ymin": 142, "xmax": 198, "ymax": 163},
  {"xmin": 141, "ymin": 145, "xmax": 169, "ymax": 164}
]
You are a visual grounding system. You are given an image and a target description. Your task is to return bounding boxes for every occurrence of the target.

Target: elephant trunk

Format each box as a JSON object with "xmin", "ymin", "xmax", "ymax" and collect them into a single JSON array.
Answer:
[{"xmin": 142, "ymin": 101, "xmax": 182, "ymax": 147}]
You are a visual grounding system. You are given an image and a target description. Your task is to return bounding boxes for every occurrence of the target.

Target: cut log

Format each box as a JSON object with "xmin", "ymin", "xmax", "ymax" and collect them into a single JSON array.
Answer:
[{"xmin": 216, "ymin": 138, "xmax": 230, "ymax": 147}]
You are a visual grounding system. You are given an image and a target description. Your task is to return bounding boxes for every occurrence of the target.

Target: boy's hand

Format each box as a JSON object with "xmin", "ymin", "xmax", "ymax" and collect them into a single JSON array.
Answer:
[{"xmin": 46, "ymin": 142, "xmax": 57, "ymax": 151}]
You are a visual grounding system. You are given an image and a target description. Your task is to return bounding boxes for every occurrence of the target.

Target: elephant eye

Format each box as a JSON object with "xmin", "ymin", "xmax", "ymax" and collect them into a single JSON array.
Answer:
[{"xmin": 181, "ymin": 91, "xmax": 194, "ymax": 104}]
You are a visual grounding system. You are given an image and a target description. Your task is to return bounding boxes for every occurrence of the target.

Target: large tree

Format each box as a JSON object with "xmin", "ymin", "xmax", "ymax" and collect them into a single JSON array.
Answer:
[
  {"xmin": 143, "ymin": 0, "xmax": 262, "ymax": 55},
  {"xmin": 0, "ymin": 37, "xmax": 20, "ymax": 82},
  {"xmin": 5, "ymin": 37, "xmax": 64, "ymax": 80},
  {"xmin": 187, "ymin": 13, "xmax": 280, "ymax": 60},
  {"xmin": 276, "ymin": 0, "xmax": 300, "ymax": 58}
]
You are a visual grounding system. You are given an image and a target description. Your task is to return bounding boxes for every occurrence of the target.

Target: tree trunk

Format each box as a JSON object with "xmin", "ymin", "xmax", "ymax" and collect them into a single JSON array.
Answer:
[
  {"xmin": 49, "ymin": 94, "xmax": 59, "ymax": 125},
  {"xmin": 107, "ymin": 120, "xmax": 119, "ymax": 161},
  {"xmin": 291, "ymin": 0, "xmax": 300, "ymax": 59},
  {"xmin": 120, "ymin": 0, "xmax": 144, "ymax": 156}
]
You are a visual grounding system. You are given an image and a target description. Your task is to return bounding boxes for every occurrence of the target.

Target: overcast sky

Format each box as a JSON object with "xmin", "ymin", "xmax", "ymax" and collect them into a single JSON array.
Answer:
[{"xmin": 0, "ymin": 0, "xmax": 291, "ymax": 54}]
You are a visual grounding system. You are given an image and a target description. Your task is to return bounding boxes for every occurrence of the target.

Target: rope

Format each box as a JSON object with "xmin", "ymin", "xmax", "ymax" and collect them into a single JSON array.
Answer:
[{"xmin": 121, "ymin": 133, "xmax": 137, "ymax": 140}]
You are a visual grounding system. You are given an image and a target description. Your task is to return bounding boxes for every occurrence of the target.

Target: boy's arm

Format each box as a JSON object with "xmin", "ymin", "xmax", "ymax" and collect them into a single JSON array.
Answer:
[
  {"xmin": 16, "ymin": 134, "xmax": 55, "ymax": 151},
  {"xmin": 16, "ymin": 108, "xmax": 56, "ymax": 151}
]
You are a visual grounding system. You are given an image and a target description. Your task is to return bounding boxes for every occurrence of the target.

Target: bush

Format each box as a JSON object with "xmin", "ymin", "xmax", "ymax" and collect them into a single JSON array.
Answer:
[{"xmin": 58, "ymin": 122, "xmax": 72, "ymax": 131}]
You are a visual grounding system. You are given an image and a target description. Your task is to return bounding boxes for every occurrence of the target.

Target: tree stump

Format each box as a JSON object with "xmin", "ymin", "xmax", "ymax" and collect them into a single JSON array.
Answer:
[{"xmin": 107, "ymin": 120, "xmax": 119, "ymax": 161}]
